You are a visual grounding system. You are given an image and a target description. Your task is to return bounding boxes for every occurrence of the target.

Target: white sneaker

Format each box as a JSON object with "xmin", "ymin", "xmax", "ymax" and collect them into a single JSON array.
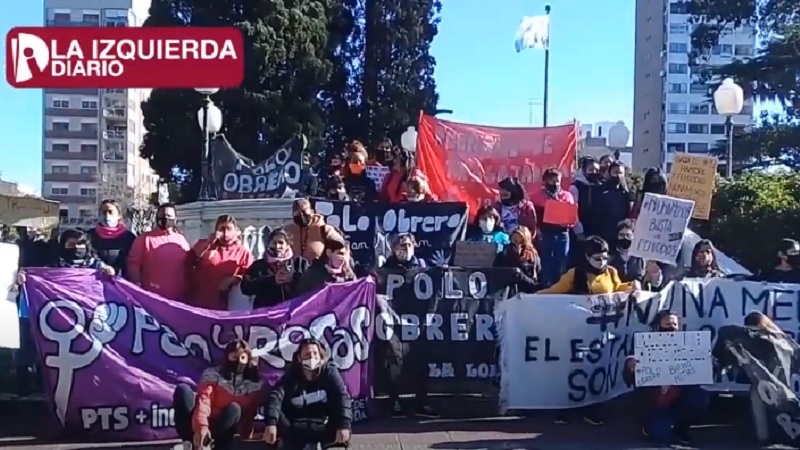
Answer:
[{"xmin": 171, "ymin": 442, "xmax": 192, "ymax": 450}]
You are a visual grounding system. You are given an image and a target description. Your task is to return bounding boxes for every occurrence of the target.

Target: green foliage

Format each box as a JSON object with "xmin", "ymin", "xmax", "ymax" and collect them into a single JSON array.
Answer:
[{"xmin": 698, "ymin": 172, "xmax": 800, "ymax": 274}]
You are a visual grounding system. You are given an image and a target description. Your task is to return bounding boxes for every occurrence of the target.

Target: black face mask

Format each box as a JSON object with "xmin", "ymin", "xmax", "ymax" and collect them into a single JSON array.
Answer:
[
  {"xmin": 585, "ymin": 173, "xmax": 600, "ymax": 184},
  {"xmin": 62, "ymin": 247, "xmax": 87, "ymax": 260},
  {"xmin": 617, "ymin": 239, "xmax": 632, "ymax": 250},
  {"xmin": 658, "ymin": 325, "xmax": 679, "ymax": 332},
  {"xmin": 156, "ymin": 217, "xmax": 175, "ymax": 229},
  {"xmin": 293, "ymin": 213, "xmax": 310, "ymax": 227},
  {"xmin": 608, "ymin": 176, "xmax": 622, "ymax": 186},
  {"xmin": 545, "ymin": 184, "xmax": 558, "ymax": 193}
]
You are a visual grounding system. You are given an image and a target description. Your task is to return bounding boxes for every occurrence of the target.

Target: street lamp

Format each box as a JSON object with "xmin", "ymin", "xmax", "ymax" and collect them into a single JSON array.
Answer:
[
  {"xmin": 400, "ymin": 126, "xmax": 418, "ymax": 153},
  {"xmin": 195, "ymin": 88, "xmax": 223, "ymax": 201},
  {"xmin": 713, "ymin": 78, "xmax": 744, "ymax": 178}
]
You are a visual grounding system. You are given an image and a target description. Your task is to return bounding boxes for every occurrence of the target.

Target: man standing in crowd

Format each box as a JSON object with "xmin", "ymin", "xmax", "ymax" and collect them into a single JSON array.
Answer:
[
  {"xmin": 569, "ymin": 157, "xmax": 602, "ymax": 262},
  {"xmin": 285, "ymin": 199, "xmax": 343, "ymax": 262},
  {"xmin": 531, "ymin": 168, "xmax": 575, "ymax": 286},
  {"xmin": 127, "ymin": 203, "xmax": 191, "ymax": 301},
  {"xmin": 592, "ymin": 161, "xmax": 633, "ymax": 246}
]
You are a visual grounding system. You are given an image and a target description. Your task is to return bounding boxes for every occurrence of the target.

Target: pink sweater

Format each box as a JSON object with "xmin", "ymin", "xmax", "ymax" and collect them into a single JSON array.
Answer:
[{"xmin": 127, "ymin": 229, "xmax": 191, "ymax": 301}]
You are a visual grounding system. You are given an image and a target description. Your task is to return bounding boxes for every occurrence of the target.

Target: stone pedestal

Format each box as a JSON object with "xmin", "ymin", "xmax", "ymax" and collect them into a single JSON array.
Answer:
[{"xmin": 176, "ymin": 199, "xmax": 294, "ymax": 258}]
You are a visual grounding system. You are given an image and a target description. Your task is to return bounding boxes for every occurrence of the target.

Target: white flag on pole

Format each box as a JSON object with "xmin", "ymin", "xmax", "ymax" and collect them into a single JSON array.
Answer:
[{"xmin": 514, "ymin": 15, "xmax": 550, "ymax": 52}]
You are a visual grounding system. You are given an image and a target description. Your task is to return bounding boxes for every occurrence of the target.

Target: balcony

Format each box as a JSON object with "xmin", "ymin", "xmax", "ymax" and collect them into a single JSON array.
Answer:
[
  {"xmin": 45, "ymin": 88, "xmax": 99, "ymax": 96},
  {"xmin": 103, "ymin": 108, "xmax": 126, "ymax": 120},
  {"xmin": 46, "ymin": 195, "xmax": 97, "ymax": 205},
  {"xmin": 44, "ymin": 148, "xmax": 99, "ymax": 161},
  {"xmin": 45, "ymin": 107, "xmax": 99, "ymax": 118},
  {"xmin": 46, "ymin": 20, "xmax": 99, "ymax": 27},
  {"xmin": 102, "ymin": 130, "xmax": 127, "ymax": 140},
  {"xmin": 102, "ymin": 149, "xmax": 127, "ymax": 162},
  {"xmin": 45, "ymin": 128, "xmax": 98, "ymax": 139},
  {"xmin": 43, "ymin": 173, "xmax": 99, "ymax": 183}
]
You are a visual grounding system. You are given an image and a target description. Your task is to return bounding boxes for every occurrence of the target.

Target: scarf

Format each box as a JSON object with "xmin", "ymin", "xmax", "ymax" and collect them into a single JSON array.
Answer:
[
  {"xmin": 94, "ymin": 223, "xmax": 128, "ymax": 240},
  {"xmin": 325, "ymin": 260, "xmax": 347, "ymax": 275},
  {"xmin": 267, "ymin": 247, "xmax": 293, "ymax": 264}
]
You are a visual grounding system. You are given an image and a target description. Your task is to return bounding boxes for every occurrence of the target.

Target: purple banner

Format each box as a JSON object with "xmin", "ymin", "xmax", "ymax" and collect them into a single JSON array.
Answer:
[{"xmin": 24, "ymin": 268, "xmax": 375, "ymax": 441}]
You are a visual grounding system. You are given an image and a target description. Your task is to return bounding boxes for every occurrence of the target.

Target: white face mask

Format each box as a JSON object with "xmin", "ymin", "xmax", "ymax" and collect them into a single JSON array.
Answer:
[
  {"xmin": 396, "ymin": 248, "xmax": 414, "ymax": 261},
  {"xmin": 588, "ymin": 257, "xmax": 608, "ymax": 270},
  {"xmin": 302, "ymin": 356, "xmax": 322, "ymax": 371},
  {"xmin": 479, "ymin": 219, "xmax": 495, "ymax": 234}
]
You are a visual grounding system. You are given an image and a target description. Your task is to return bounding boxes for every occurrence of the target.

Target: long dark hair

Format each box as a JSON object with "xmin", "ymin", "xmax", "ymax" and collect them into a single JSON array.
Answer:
[
  {"xmin": 291, "ymin": 338, "xmax": 328, "ymax": 374},
  {"xmin": 572, "ymin": 236, "xmax": 610, "ymax": 294},
  {"xmin": 219, "ymin": 339, "xmax": 260, "ymax": 382},
  {"xmin": 688, "ymin": 239, "xmax": 721, "ymax": 276}
]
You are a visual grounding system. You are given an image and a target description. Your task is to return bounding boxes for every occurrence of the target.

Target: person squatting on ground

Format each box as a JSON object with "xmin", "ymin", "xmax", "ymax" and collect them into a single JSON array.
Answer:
[
  {"xmin": 263, "ymin": 338, "xmax": 352, "ymax": 450},
  {"xmin": 172, "ymin": 339, "xmax": 263, "ymax": 450}
]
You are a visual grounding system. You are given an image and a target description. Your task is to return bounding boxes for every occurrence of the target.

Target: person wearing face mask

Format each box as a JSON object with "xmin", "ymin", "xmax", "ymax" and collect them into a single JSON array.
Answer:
[
  {"xmin": 758, "ymin": 238, "xmax": 800, "ymax": 283},
  {"xmin": 568, "ymin": 157, "xmax": 602, "ymax": 245},
  {"xmin": 630, "ymin": 168, "xmax": 667, "ymax": 219},
  {"xmin": 591, "ymin": 161, "xmax": 633, "ymax": 246},
  {"xmin": 324, "ymin": 175, "xmax": 351, "ymax": 201},
  {"xmin": 327, "ymin": 148, "xmax": 348, "ymax": 177},
  {"xmin": 531, "ymin": 168, "xmax": 577, "ymax": 286},
  {"xmin": 467, "ymin": 206, "xmax": 510, "ymax": 253},
  {"xmin": 87, "ymin": 199, "xmax": 136, "ymax": 278},
  {"xmin": 264, "ymin": 338, "xmax": 352, "ymax": 450},
  {"xmin": 188, "ymin": 215, "xmax": 254, "ymax": 310},
  {"xmin": 623, "ymin": 311, "xmax": 709, "ymax": 445},
  {"xmin": 127, "ymin": 203, "xmax": 191, "ymax": 301},
  {"xmin": 342, "ymin": 141, "xmax": 378, "ymax": 202},
  {"xmin": 172, "ymin": 339, "xmax": 263, "ymax": 450},
  {"xmin": 494, "ymin": 226, "xmax": 541, "ymax": 294},
  {"xmin": 404, "ymin": 177, "xmax": 438, "ymax": 202},
  {"xmin": 382, "ymin": 233, "xmax": 427, "ymax": 269},
  {"xmin": 296, "ymin": 238, "xmax": 356, "ymax": 296},
  {"xmin": 609, "ymin": 221, "xmax": 645, "ymax": 283},
  {"xmin": 370, "ymin": 137, "xmax": 393, "ymax": 167},
  {"xmin": 297, "ymin": 152, "xmax": 320, "ymax": 197},
  {"xmin": 495, "ymin": 177, "xmax": 537, "ymax": 234},
  {"xmin": 241, "ymin": 228, "xmax": 309, "ymax": 308},
  {"xmin": 284, "ymin": 199, "xmax": 343, "ymax": 262},
  {"xmin": 381, "ymin": 146, "xmax": 428, "ymax": 204}
]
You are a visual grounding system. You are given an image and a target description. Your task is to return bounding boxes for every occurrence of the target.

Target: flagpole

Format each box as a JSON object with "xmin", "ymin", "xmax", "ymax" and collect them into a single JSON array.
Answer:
[{"xmin": 542, "ymin": 4, "xmax": 551, "ymax": 127}]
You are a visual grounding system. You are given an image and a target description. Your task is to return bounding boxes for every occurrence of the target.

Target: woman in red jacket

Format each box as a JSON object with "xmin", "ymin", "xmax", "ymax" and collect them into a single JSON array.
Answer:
[
  {"xmin": 172, "ymin": 339, "xmax": 263, "ymax": 450},
  {"xmin": 188, "ymin": 215, "xmax": 254, "ymax": 310}
]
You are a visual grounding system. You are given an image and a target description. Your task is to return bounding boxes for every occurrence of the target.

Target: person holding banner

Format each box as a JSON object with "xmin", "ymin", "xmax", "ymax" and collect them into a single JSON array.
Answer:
[
  {"xmin": 382, "ymin": 233, "xmax": 427, "ymax": 269},
  {"xmin": 680, "ymin": 239, "xmax": 725, "ymax": 279},
  {"xmin": 172, "ymin": 339, "xmax": 263, "ymax": 450},
  {"xmin": 296, "ymin": 238, "xmax": 356, "ymax": 296},
  {"xmin": 323, "ymin": 175, "xmax": 352, "ymax": 201},
  {"xmin": 52, "ymin": 228, "xmax": 116, "ymax": 273},
  {"xmin": 404, "ymin": 177, "xmax": 437, "ymax": 202},
  {"xmin": 264, "ymin": 338, "xmax": 352, "ymax": 450},
  {"xmin": 494, "ymin": 226, "xmax": 540, "ymax": 293},
  {"xmin": 188, "ymin": 215, "xmax": 253, "ymax": 310},
  {"xmin": 630, "ymin": 168, "xmax": 667, "ymax": 219},
  {"xmin": 240, "ymin": 227, "xmax": 309, "ymax": 308},
  {"xmin": 87, "ymin": 199, "xmax": 136, "ymax": 278},
  {"xmin": 531, "ymin": 168, "xmax": 576, "ymax": 286},
  {"xmin": 381, "ymin": 146, "xmax": 423, "ymax": 204},
  {"xmin": 496, "ymin": 177, "xmax": 538, "ymax": 233},
  {"xmin": 467, "ymin": 205, "xmax": 510, "ymax": 253},
  {"xmin": 342, "ymin": 141, "xmax": 378, "ymax": 202}
]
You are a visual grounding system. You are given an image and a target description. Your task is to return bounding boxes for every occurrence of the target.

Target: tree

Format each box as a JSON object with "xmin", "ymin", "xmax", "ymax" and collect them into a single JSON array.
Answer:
[
  {"xmin": 140, "ymin": 0, "xmax": 335, "ymax": 198},
  {"xmin": 688, "ymin": 0, "xmax": 800, "ymax": 166},
  {"xmin": 709, "ymin": 112, "xmax": 800, "ymax": 170}
]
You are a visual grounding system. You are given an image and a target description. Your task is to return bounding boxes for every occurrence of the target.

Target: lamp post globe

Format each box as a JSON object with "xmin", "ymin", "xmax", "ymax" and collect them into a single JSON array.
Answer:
[
  {"xmin": 713, "ymin": 78, "xmax": 744, "ymax": 116},
  {"xmin": 197, "ymin": 103, "xmax": 223, "ymax": 134},
  {"xmin": 401, "ymin": 126, "xmax": 418, "ymax": 152},
  {"xmin": 194, "ymin": 88, "xmax": 219, "ymax": 96}
]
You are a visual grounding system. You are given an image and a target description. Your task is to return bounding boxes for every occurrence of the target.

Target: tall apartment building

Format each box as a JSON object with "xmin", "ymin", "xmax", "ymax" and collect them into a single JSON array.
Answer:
[
  {"xmin": 42, "ymin": 0, "xmax": 157, "ymax": 227},
  {"xmin": 632, "ymin": 0, "xmax": 755, "ymax": 174}
]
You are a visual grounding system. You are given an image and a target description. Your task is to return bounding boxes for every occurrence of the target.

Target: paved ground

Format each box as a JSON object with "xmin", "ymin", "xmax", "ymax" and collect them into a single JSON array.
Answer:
[{"xmin": 0, "ymin": 397, "xmax": 797, "ymax": 450}]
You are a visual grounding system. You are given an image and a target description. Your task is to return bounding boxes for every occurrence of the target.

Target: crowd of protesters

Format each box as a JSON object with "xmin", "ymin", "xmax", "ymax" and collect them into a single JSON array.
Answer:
[{"xmin": 8, "ymin": 137, "xmax": 800, "ymax": 449}]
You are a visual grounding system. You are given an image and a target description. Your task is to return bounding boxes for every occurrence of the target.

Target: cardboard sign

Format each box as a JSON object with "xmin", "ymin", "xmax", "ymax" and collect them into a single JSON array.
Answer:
[
  {"xmin": 667, "ymin": 153, "xmax": 717, "ymax": 220},
  {"xmin": 629, "ymin": 193, "xmax": 694, "ymax": 265},
  {"xmin": 634, "ymin": 331, "xmax": 714, "ymax": 387},
  {"xmin": 453, "ymin": 241, "xmax": 498, "ymax": 267},
  {"xmin": 542, "ymin": 199, "xmax": 578, "ymax": 226}
]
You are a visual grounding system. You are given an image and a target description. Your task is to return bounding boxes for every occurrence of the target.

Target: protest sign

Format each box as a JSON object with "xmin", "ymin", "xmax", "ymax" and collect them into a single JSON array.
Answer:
[
  {"xmin": 633, "ymin": 331, "xmax": 713, "ymax": 387},
  {"xmin": 543, "ymin": 199, "xmax": 578, "ymax": 226},
  {"xmin": 312, "ymin": 200, "xmax": 468, "ymax": 268},
  {"xmin": 212, "ymin": 135, "xmax": 306, "ymax": 199},
  {"xmin": 0, "ymin": 194, "xmax": 60, "ymax": 229},
  {"xmin": 365, "ymin": 165, "xmax": 390, "ymax": 191},
  {"xmin": 453, "ymin": 241, "xmax": 498, "ymax": 267},
  {"xmin": 630, "ymin": 193, "xmax": 694, "ymax": 265},
  {"xmin": 497, "ymin": 278, "xmax": 800, "ymax": 410},
  {"xmin": 416, "ymin": 114, "xmax": 577, "ymax": 216},
  {"xmin": 0, "ymin": 243, "xmax": 19, "ymax": 349},
  {"xmin": 24, "ymin": 269, "xmax": 375, "ymax": 441},
  {"xmin": 667, "ymin": 153, "xmax": 717, "ymax": 220},
  {"xmin": 374, "ymin": 267, "xmax": 516, "ymax": 395}
]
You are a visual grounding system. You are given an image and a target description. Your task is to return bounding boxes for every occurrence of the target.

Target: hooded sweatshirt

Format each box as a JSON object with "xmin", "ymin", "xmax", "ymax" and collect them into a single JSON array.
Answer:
[
  {"xmin": 284, "ymin": 215, "xmax": 343, "ymax": 262},
  {"xmin": 266, "ymin": 362, "xmax": 352, "ymax": 430},
  {"xmin": 189, "ymin": 237, "xmax": 254, "ymax": 310}
]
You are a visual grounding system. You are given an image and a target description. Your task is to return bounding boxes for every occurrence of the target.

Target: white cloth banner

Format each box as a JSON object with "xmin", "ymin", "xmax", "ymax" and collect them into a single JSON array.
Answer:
[
  {"xmin": 497, "ymin": 278, "xmax": 800, "ymax": 409},
  {"xmin": 0, "ymin": 242, "xmax": 20, "ymax": 349}
]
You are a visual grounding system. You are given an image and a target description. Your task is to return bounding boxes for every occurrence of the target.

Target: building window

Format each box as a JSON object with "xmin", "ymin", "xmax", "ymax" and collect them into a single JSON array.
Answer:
[
  {"xmin": 104, "ymin": 19, "xmax": 128, "ymax": 27},
  {"xmin": 710, "ymin": 124, "xmax": 726, "ymax": 134},
  {"xmin": 669, "ymin": 23, "xmax": 689, "ymax": 34},
  {"xmin": 81, "ymin": 100, "xmax": 98, "ymax": 109},
  {"xmin": 712, "ymin": 44, "xmax": 733, "ymax": 56},
  {"xmin": 104, "ymin": 88, "xmax": 125, "ymax": 94},
  {"xmin": 669, "ymin": 42, "xmax": 689, "ymax": 53},
  {"xmin": 80, "ymin": 188, "xmax": 97, "ymax": 197},
  {"xmin": 668, "ymin": 63, "xmax": 688, "ymax": 74},
  {"xmin": 52, "ymin": 122, "xmax": 69, "ymax": 131},
  {"xmin": 80, "ymin": 144, "xmax": 98, "ymax": 152},
  {"xmin": 668, "ymin": 103, "xmax": 688, "ymax": 114},
  {"xmin": 669, "ymin": 2, "xmax": 689, "ymax": 14},
  {"xmin": 80, "ymin": 166, "xmax": 97, "ymax": 175},
  {"xmin": 689, "ymin": 83, "xmax": 709, "ymax": 94},
  {"xmin": 667, "ymin": 142, "xmax": 685, "ymax": 153},
  {"xmin": 689, "ymin": 103, "xmax": 710, "ymax": 114},
  {"xmin": 52, "ymin": 165, "xmax": 69, "ymax": 174},
  {"xmin": 52, "ymin": 99, "xmax": 69, "ymax": 108},
  {"xmin": 51, "ymin": 143, "xmax": 69, "ymax": 152},
  {"xmin": 52, "ymin": 12, "xmax": 70, "ymax": 21},
  {"xmin": 668, "ymin": 83, "xmax": 688, "ymax": 94},
  {"xmin": 82, "ymin": 13, "xmax": 100, "ymax": 22},
  {"xmin": 51, "ymin": 187, "xmax": 69, "ymax": 195},
  {"xmin": 687, "ymin": 143, "xmax": 709, "ymax": 153},
  {"xmin": 688, "ymin": 123, "xmax": 709, "ymax": 134},
  {"xmin": 81, "ymin": 123, "xmax": 99, "ymax": 132},
  {"xmin": 668, "ymin": 122, "xmax": 687, "ymax": 133},
  {"xmin": 735, "ymin": 45, "xmax": 754, "ymax": 57}
]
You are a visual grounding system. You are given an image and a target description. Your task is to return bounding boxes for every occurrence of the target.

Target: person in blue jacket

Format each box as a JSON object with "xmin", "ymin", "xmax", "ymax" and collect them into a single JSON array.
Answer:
[{"xmin": 467, "ymin": 205, "xmax": 510, "ymax": 253}]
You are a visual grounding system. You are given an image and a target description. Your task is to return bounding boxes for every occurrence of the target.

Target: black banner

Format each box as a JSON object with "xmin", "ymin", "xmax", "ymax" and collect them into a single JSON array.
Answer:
[
  {"xmin": 373, "ymin": 267, "xmax": 517, "ymax": 395},
  {"xmin": 312, "ymin": 200, "xmax": 468, "ymax": 268},
  {"xmin": 714, "ymin": 325, "xmax": 800, "ymax": 445},
  {"xmin": 212, "ymin": 135, "xmax": 306, "ymax": 199}
]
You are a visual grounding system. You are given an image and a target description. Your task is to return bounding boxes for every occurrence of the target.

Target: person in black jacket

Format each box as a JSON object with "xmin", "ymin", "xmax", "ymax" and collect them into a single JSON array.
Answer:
[
  {"xmin": 87, "ymin": 199, "xmax": 136, "ymax": 278},
  {"xmin": 609, "ymin": 220, "xmax": 645, "ymax": 283},
  {"xmin": 494, "ymin": 226, "xmax": 541, "ymax": 293},
  {"xmin": 342, "ymin": 141, "xmax": 378, "ymax": 202},
  {"xmin": 324, "ymin": 174, "xmax": 351, "ymax": 201},
  {"xmin": 758, "ymin": 238, "xmax": 800, "ymax": 283},
  {"xmin": 264, "ymin": 338, "xmax": 351, "ymax": 450},
  {"xmin": 382, "ymin": 233, "xmax": 426, "ymax": 269},
  {"xmin": 296, "ymin": 238, "xmax": 357, "ymax": 296},
  {"xmin": 240, "ymin": 228, "xmax": 309, "ymax": 308}
]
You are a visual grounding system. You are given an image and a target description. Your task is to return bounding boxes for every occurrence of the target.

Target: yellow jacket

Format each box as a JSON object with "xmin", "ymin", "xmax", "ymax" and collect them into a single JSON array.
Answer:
[{"xmin": 537, "ymin": 266, "xmax": 631, "ymax": 295}]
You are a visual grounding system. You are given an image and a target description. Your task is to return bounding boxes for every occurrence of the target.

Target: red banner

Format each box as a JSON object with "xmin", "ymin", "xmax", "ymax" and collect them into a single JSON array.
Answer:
[{"xmin": 416, "ymin": 114, "xmax": 578, "ymax": 215}]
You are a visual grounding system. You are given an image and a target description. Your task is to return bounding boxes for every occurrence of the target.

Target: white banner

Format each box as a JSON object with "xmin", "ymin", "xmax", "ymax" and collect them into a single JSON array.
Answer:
[{"xmin": 497, "ymin": 278, "xmax": 800, "ymax": 409}]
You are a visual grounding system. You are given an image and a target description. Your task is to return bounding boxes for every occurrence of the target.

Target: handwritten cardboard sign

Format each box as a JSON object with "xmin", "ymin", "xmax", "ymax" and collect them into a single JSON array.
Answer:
[
  {"xmin": 542, "ymin": 199, "xmax": 578, "ymax": 226},
  {"xmin": 634, "ymin": 330, "xmax": 713, "ymax": 387},
  {"xmin": 629, "ymin": 193, "xmax": 694, "ymax": 265},
  {"xmin": 667, "ymin": 153, "xmax": 717, "ymax": 220},
  {"xmin": 0, "ymin": 194, "xmax": 60, "ymax": 229},
  {"xmin": 453, "ymin": 241, "xmax": 498, "ymax": 267}
]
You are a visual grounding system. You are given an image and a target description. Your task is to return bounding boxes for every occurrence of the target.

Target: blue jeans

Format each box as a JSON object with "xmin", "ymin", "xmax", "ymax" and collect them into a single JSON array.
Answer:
[
  {"xmin": 539, "ymin": 230, "xmax": 570, "ymax": 286},
  {"xmin": 646, "ymin": 386, "xmax": 709, "ymax": 443}
]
